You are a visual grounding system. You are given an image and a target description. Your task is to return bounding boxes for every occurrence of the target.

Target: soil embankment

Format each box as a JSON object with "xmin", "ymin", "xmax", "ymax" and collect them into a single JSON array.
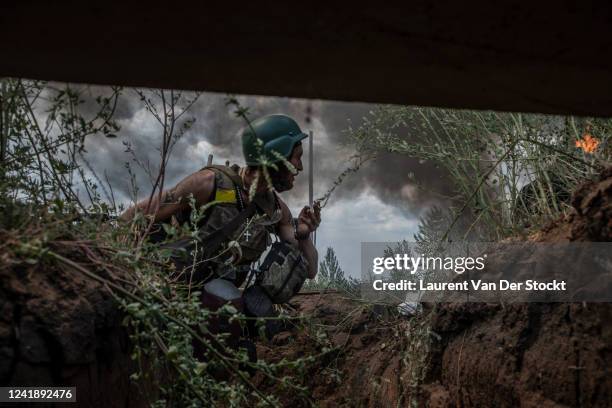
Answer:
[
  {"xmin": 256, "ymin": 168, "xmax": 612, "ymax": 407},
  {"xmin": 255, "ymin": 293, "xmax": 412, "ymax": 406},
  {"xmin": 420, "ymin": 168, "xmax": 612, "ymax": 407},
  {"xmin": 0, "ymin": 244, "xmax": 147, "ymax": 407}
]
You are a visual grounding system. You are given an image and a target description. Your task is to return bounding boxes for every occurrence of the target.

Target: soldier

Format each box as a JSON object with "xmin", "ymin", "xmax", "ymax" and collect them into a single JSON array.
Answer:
[{"xmin": 122, "ymin": 114, "xmax": 321, "ymax": 353}]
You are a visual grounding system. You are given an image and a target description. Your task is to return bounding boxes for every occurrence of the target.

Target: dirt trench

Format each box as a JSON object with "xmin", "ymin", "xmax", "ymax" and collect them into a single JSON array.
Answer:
[
  {"xmin": 255, "ymin": 297, "xmax": 611, "ymax": 408},
  {"xmin": 256, "ymin": 168, "xmax": 612, "ymax": 407},
  {"xmin": 0, "ymin": 247, "xmax": 148, "ymax": 407},
  {"xmin": 418, "ymin": 167, "xmax": 612, "ymax": 407}
]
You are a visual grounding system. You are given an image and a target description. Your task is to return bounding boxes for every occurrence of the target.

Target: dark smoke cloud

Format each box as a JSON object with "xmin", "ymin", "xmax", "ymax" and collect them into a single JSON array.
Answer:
[{"xmin": 63, "ymin": 85, "xmax": 455, "ymax": 217}]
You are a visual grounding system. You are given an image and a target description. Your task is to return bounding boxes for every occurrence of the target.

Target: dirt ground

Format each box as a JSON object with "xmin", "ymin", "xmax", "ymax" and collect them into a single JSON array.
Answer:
[
  {"xmin": 254, "ymin": 292, "xmax": 411, "ymax": 407},
  {"xmin": 254, "ymin": 294, "xmax": 611, "ymax": 407},
  {"xmin": 255, "ymin": 168, "xmax": 612, "ymax": 407},
  {"xmin": 0, "ymin": 243, "xmax": 148, "ymax": 407}
]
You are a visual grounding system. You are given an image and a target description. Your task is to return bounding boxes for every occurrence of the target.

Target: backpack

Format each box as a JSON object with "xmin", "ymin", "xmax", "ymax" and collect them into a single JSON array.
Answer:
[{"xmin": 255, "ymin": 241, "xmax": 310, "ymax": 303}]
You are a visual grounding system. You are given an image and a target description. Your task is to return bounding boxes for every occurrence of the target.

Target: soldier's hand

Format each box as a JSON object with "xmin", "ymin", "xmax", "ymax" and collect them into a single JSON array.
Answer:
[{"xmin": 296, "ymin": 201, "xmax": 321, "ymax": 239}]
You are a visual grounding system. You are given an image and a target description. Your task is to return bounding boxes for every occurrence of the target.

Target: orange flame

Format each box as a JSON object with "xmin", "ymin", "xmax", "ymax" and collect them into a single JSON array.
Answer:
[{"xmin": 575, "ymin": 126, "xmax": 599, "ymax": 153}]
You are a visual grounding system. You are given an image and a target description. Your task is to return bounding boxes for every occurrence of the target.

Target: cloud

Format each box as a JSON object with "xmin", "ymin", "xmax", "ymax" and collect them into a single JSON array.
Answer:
[{"xmin": 56, "ymin": 85, "xmax": 455, "ymax": 220}]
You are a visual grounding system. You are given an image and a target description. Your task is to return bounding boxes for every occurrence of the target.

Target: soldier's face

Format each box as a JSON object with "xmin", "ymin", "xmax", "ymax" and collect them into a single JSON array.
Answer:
[{"xmin": 271, "ymin": 144, "xmax": 303, "ymax": 192}]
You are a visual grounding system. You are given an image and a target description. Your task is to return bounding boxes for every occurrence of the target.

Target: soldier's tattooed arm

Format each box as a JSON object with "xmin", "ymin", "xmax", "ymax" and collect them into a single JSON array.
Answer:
[
  {"xmin": 162, "ymin": 188, "xmax": 178, "ymax": 205},
  {"xmin": 121, "ymin": 169, "xmax": 216, "ymax": 223}
]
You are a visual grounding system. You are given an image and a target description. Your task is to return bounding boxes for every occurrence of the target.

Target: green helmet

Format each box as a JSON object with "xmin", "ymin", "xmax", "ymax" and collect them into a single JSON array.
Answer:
[{"xmin": 241, "ymin": 114, "xmax": 308, "ymax": 166}]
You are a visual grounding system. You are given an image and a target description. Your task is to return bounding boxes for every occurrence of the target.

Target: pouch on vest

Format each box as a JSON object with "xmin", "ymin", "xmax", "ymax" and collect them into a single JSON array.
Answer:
[
  {"xmin": 255, "ymin": 241, "xmax": 309, "ymax": 304},
  {"xmin": 162, "ymin": 200, "xmax": 257, "ymax": 283}
]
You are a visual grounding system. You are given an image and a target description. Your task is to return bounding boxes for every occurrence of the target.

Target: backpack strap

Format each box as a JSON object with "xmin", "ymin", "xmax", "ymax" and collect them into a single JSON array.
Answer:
[
  {"xmin": 203, "ymin": 164, "xmax": 244, "ymax": 189},
  {"xmin": 201, "ymin": 165, "xmax": 245, "ymax": 208},
  {"xmin": 203, "ymin": 164, "xmax": 276, "ymax": 215},
  {"xmin": 195, "ymin": 166, "xmax": 252, "ymax": 258}
]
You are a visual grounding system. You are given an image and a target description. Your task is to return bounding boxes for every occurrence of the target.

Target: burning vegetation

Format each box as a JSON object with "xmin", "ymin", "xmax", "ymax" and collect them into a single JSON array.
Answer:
[{"xmin": 576, "ymin": 125, "xmax": 600, "ymax": 153}]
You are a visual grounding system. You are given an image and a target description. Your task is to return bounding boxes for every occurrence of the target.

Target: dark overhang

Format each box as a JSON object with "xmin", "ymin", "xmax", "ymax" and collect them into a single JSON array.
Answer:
[{"xmin": 2, "ymin": 2, "xmax": 611, "ymax": 116}]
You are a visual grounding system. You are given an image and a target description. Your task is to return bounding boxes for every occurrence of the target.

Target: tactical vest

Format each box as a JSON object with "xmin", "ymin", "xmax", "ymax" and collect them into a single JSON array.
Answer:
[{"xmin": 155, "ymin": 165, "xmax": 281, "ymax": 286}]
